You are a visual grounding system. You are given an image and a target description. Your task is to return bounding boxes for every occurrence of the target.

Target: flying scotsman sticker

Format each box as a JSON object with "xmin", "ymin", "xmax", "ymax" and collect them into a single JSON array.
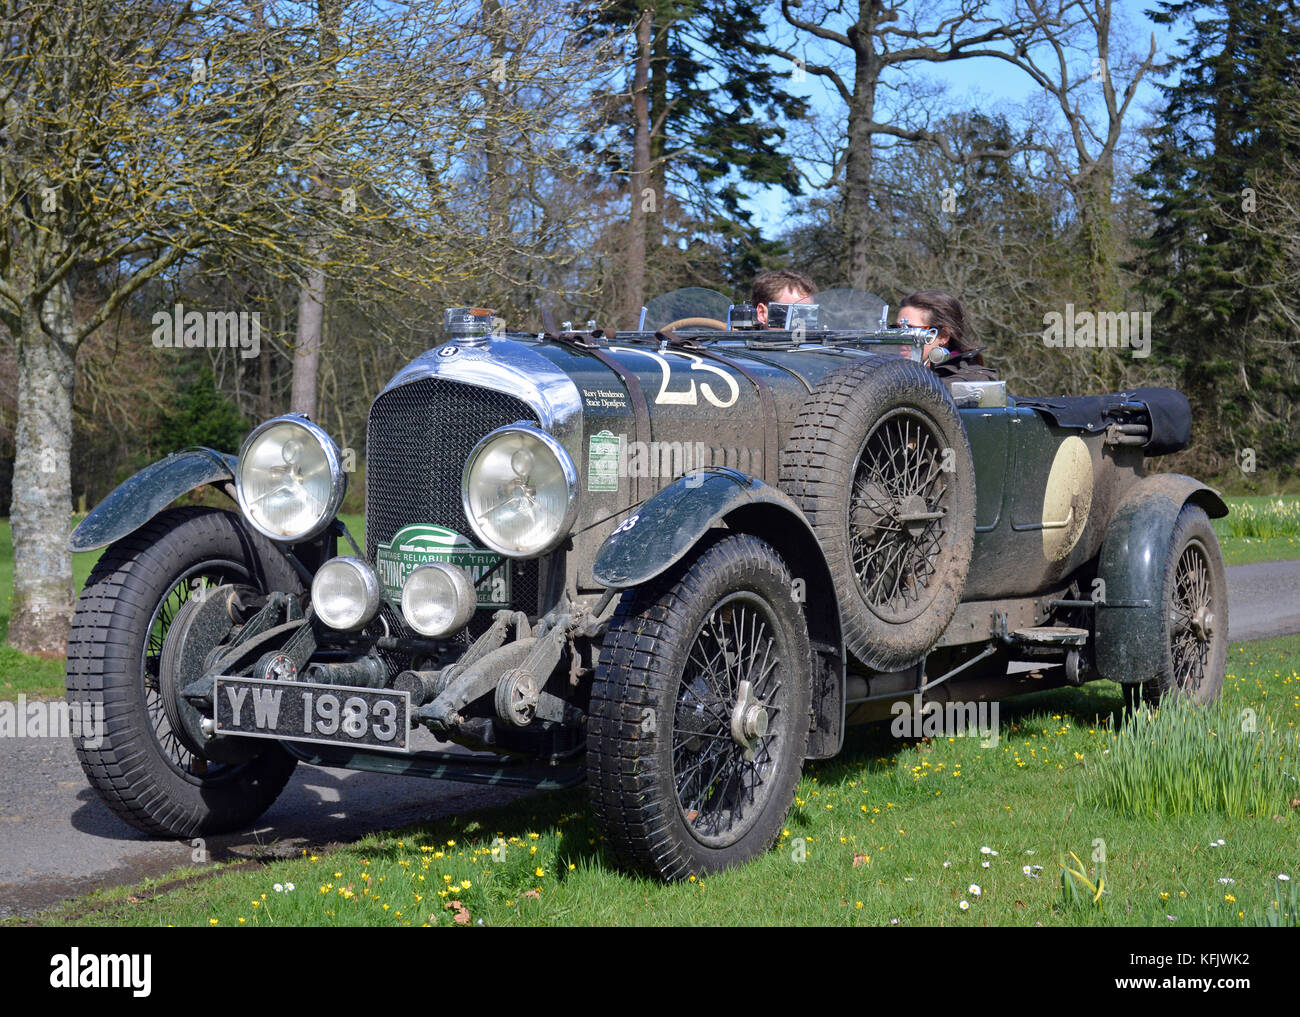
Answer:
[{"xmin": 375, "ymin": 523, "xmax": 510, "ymax": 608}]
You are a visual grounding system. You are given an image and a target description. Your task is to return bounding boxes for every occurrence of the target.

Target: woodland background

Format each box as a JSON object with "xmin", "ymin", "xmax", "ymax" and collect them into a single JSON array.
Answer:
[{"xmin": 1, "ymin": 0, "xmax": 1297, "ymax": 650}]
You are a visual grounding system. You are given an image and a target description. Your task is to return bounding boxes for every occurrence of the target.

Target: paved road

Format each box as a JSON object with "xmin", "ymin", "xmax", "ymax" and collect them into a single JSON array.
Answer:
[
  {"xmin": 3, "ymin": 558, "xmax": 1298, "ymax": 919},
  {"xmin": 1223, "ymin": 560, "xmax": 1300, "ymax": 642}
]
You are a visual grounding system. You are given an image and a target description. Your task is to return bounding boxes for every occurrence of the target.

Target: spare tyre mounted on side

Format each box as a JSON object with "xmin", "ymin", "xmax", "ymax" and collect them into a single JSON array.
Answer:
[{"xmin": 780, "ymin": 357, "xmax": 976, "ymax": 672}]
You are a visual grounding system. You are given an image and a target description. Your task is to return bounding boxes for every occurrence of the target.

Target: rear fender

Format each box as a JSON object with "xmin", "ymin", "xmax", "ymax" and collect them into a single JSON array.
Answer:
[
  {"xmin": 70, "ymin": 448, "xmax": 237, "ymax": 553},
  {"xmin": 593, "ymin": 467, "xmax": 846, "ymax": 758},
  {"xmin": 1094, "ymin": 473, "xmax": 1227, "ymax": 683}
]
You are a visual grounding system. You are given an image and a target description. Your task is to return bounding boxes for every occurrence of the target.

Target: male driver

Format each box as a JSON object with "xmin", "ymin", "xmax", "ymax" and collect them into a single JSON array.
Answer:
[{"xmin": 752, "ymin": 269, "xmax": 817, "ymax": 327}]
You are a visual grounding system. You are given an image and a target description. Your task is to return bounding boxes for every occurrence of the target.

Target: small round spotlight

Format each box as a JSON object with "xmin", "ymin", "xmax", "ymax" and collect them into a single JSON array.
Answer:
[
  {"xmin": 401, "ymin": 563, "xmax": 477, "ymax": 638},
  {"xmin": 311, "ymin": 557, "xmax": 381, "ymax": 632}
]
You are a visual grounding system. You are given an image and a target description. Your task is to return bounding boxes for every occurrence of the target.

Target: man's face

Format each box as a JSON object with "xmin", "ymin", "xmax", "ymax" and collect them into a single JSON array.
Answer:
[
  {"xmin": 756, "ymin": 285, "xmax": 813, "ymax": 327},
  {"xmin": 898, "ymin": 304, "xmax": 945, "ymax": 365}
]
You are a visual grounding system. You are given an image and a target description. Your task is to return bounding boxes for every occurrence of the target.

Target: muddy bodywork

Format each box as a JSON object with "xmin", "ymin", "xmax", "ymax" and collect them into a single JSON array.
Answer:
[
  {"xmin": 71, "ymin": 317, "xmax": 1224, "ymax": 791},
  {"xmin": 70, "ymin": 448, "xmax": 237, "ymax": 553},
  {"xmin": 1094, "ymin": 473, "xmax": 1228, "ymax": 683}
]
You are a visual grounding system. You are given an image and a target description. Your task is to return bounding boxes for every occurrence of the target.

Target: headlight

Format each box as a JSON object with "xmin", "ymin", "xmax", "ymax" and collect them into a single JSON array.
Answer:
[
  {"xmin": 236, "ymin": 415, "xmax": 346, "ymax": 542},
  {"xmin": 462, "ymin": 424, "xmax": 578, "ymax": 557},
  {"xmin": 401, "ymin": 563, "xmax": 477, "ymax": 638},
  {"xmin": 311, "ymin": 557, "xmax": 380, "ymax": 632}
]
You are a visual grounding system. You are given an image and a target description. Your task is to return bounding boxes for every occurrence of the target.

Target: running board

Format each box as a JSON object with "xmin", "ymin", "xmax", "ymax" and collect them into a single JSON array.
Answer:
[{"xmin": 1008, "ymin": 626, "xmax": 1089, "ymax": 647}]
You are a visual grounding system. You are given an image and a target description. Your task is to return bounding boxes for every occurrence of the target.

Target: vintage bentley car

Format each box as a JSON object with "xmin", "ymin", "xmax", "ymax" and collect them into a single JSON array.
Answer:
[{"xmin": 66, "ymin": 288, "xmax": 1228, "ymax": 880}]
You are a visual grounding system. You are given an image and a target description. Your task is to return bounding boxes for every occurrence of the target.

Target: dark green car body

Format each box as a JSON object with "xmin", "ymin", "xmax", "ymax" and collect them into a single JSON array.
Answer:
[{"xmin": 68, "ymin": 312, "xmax": 1229, "ymax": 878}]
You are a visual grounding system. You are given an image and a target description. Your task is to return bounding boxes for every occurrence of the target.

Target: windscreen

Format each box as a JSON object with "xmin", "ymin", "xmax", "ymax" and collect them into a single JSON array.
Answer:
[
  {"xmin": 816, "ymin": 288, "xmax": 889, "ymax": 330},
  {"xmin": 641, "ymin": 288, "xmax": 732, "ymax": 331}
]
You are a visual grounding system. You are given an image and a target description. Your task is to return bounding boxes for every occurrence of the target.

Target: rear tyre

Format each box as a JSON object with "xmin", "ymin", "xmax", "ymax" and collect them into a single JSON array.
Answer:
[
  {"xmin": 65, "ymin": 507, "xmax": 301, "ymax": 837},
  {"xmin": 1130, "ymin": 504, "xmax": 1228, "ymax": 708},
  {"xmin": 781, "ymin": 358, "xmax": 976, "ymax": 671},
  {"xmin": 587, "ymin": 534, "xmax": 812, "ymax": 880}
]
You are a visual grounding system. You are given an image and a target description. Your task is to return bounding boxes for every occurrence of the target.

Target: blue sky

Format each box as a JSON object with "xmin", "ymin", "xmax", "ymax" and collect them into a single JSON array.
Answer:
[{"xmin": 744, "ymin": 0, "xmax": 1185, "ymax": 230}]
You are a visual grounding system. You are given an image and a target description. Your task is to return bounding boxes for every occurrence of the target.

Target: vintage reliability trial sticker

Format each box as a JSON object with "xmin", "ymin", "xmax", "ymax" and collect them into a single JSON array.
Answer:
[
  {"xmin": 375, "ymin": 523, "xmax": 510, "ymax": 608},
  {"xmin": 588, "ymin": 429, "xmax": 621, "ymax": 493}
]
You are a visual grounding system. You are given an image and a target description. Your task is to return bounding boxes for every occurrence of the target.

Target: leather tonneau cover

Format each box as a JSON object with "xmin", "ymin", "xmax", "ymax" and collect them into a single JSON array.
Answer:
[{"xmin": 1014, "ymin": 387, "xmax": 1192, "ymax": 456}]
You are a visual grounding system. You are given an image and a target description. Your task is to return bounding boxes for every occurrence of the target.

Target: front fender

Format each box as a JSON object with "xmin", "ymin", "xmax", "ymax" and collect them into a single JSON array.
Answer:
[
  {"xmin": 1094, "ymin": 473, "xmax": 1228, "ymax": 683},
  {"xmin": 594, "ymin": 468, "xmax": 804, "ymax": 588},
  {"xmin": 594, "ymin": 467, "xmax": 846, "ymax": 759},
  {"xmin": 69, "ymin": 448, "xmax": 236, "ymax": 553}
]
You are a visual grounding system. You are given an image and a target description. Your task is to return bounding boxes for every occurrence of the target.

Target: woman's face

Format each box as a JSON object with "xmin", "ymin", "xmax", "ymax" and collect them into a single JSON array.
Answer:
[{"xmin": 898, "ymin": 304, "xmax": 947, "ymax": 365}]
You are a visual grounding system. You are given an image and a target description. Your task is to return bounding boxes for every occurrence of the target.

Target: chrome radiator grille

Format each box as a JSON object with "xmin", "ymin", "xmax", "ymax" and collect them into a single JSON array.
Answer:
[{"xmin": 365, "ymin": 376, "xmax": 542, "ymax": 628}]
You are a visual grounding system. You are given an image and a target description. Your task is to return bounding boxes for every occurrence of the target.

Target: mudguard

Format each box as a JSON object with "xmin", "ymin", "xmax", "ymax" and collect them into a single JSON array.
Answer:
[
  {"xmin": 593, "ymin": 467, "xmax": 846, "ymax": 758},
  {"xmin": 596, "ymin": 467, "xmax": 806, "ymax": 586},
  {"xmin": 69, "ymin": 447, "xmax": 237, "ymax": 553},
  {"xmin": 1094, "ymin": 473, "xmax": 1228, "ymax": 684}
]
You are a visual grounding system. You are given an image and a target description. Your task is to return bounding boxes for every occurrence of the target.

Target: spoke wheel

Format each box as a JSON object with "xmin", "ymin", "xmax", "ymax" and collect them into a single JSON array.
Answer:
[
  {"xmin": 1129, "ymin": 504, "xmax": 1228, "ymax": 709},
  {"xmin": 588, "ymin": 534, "xmax": 812, "ymax": 880},
  {"xmin": 848, "ymin": 408, "xmax": 950, "ymax": 623},
  {"xmin": 673, "ymin": 593, "xmax": 788, "ymax": 848},
  {"xmin": 780, "ymin": 357, "xmax": 975, "ymax": 671},
  {"xmin": 1169, "ymin": 539, "xmax": 1215, "ymax": 694},
  {"xmin": 66, "ymin": 507, "xmax": 302, "ymax": 838},
  {"xmin": 146, "ymin": 564, "xmax": 247, "ymax": 778}
]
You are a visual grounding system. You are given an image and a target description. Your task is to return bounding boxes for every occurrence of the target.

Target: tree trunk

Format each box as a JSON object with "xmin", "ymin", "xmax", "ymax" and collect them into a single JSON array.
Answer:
[
  {"xmin": 483, "ymin": 0, "xmax": 509, "ymax": 239},
  {"xmin": 1076, "ymin": 156, "xmax": 1119, "ymax": 309},
  {"xmin": 843, "ymin": 56, "xmax": 879, "ymax": 290},
  {"xmin": 9, "ymin": 284, "xmax": 77, "ymax": 655},
  {"xmin": 259, "ymin": 314, "xmax": 273, "ymax": 420},
  {"xmin": 649, "ymin": 11, "xmax": 668, "ymax": 252},
  {"xmin": 290, "ymin": 1, "xmax": 340, "ymax": 420},
  {"xmin": 290, "ymin": 248, "xmax": 326, "ymax": 418},
  {"xmin": 624, "ymin": 9, "xmax": 652, "ymax": 328}
]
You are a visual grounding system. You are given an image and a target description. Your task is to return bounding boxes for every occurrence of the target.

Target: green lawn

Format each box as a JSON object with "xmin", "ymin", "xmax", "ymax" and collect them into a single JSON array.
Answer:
[
  {"xmin": 0, "ymin": 520, "xmax": 102, "ymax": 699},
  {"xmin": 17, "ymin": 635, "xmax": 1299, "ymax": 927},
  {"xmin": 1215, "ymin": 496, "xmax": 1300, "ymax": 566}
]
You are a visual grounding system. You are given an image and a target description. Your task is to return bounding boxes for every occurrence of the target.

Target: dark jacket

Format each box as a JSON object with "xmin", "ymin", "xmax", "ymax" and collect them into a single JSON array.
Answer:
[{"xmin": 933, "ymin": 349, "xmax": 998, "ymax": 385}]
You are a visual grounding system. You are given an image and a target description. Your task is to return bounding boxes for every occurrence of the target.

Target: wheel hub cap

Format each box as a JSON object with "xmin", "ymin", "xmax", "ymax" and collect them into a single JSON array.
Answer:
[
  {"xmin": 1191, "ymin": 606, "xmax": 1213, "ymax": 641},
  {"xmin": 729, "ymin": 680, "xmax": 769, "ymax": 762}
]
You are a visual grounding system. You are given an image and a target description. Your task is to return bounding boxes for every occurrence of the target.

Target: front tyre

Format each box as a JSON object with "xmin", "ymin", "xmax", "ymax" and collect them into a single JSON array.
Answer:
[
  {"xmin": 587, "ymin": 534, "xmax": 812, "ymax": 880},
  {"xmin": 65, "ymin": 507, "xmax": 301, "ymax": 837}
]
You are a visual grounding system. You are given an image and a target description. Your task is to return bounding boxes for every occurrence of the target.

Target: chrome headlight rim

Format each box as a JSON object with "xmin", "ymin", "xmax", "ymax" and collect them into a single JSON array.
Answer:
[
  {"xmin": 235, "ymin": 413, "xmax": 347, "ymax": 544},
  {"xmin": 310, "ymin": 556, "xmax": 381, "ymax": 632},
  {"xmin": 461, "ymin": 423, "xmax": 579, "ymax": 558}
]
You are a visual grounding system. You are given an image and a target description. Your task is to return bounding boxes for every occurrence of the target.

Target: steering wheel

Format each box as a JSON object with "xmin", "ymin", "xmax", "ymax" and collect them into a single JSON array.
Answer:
[{"xmin": 660, "ymin": 316, "xmax": 729, "ymax": 332}]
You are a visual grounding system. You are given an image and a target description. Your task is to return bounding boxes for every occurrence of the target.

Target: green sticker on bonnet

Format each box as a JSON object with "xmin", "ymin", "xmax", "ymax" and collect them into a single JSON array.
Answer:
[{"xmin": 588, "ymin": 429, "xmax": 621, "ymax": 493}]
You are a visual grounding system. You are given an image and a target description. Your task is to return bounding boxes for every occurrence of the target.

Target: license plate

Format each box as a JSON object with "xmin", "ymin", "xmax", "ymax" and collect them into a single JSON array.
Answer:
[{"xmin": 214, "ymin": 677, "xmax": 411, "ymax": 752}]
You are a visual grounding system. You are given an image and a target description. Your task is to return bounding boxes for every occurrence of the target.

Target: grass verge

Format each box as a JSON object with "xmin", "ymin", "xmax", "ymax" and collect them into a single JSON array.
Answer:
[
  {"xmin": 1218, "ymin": 496, "xmax": 1300, "ymax": 565},
  {"xmin": 16, "ymin": 634, "xmax": 1299, "ymax": 928}
]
